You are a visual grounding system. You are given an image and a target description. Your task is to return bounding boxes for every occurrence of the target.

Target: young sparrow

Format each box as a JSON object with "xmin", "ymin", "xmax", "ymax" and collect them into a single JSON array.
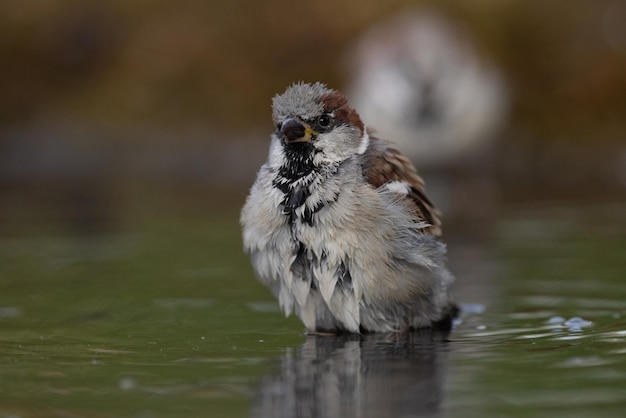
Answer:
[{"xmin": 241, "ymin": 82, "xmax": 455, "ymax": 333}]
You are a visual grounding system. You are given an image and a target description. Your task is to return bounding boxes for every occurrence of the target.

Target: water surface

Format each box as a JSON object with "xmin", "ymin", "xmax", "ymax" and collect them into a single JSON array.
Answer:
[{"xmin": 1, "ymin": 202, "xmax": 625, "ymax": 417}]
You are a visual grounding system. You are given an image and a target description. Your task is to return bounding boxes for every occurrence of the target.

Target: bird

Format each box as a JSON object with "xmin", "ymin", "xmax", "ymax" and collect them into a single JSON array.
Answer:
[
  {"xmin": 342, "ymin": 11, "xmax": 507, "ymax": 228},
  {"xmin": 241, "ymin": 82, "xmax": 455, "ymax": 334},
  {"xmin": 344, "ymin": 10, "xmax": 507, "ymax": 169}
]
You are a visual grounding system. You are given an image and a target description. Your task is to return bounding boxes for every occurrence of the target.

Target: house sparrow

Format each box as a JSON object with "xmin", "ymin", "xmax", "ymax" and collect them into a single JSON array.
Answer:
[
  {"xmin": 344, "ymin": 10, "xmax": 507, "ymax": 168},
  {"xmin": 241, "ymin": 82, "xmax": 455, "ymax": 333}
]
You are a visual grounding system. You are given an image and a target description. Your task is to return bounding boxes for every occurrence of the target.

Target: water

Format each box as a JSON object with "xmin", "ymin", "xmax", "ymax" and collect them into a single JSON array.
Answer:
[{"xmin": 1, "ymin": 202, "xmax": 625, "ymax": 417}]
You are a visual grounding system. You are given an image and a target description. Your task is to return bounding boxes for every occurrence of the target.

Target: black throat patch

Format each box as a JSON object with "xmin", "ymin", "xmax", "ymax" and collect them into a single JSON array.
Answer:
[
  {"xmin": 272, "ymin": 143, "xmax": 329, "ymax": 226},
  {"xmin": 276, "ymin": 142, "xmax": 316, "ymax": 182}
]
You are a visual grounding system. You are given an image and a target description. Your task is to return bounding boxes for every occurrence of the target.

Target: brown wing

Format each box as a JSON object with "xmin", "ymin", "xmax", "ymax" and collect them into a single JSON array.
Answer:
[{"xmin": 361, "ymin": 135, "xmax": 442, "ymax": 236}]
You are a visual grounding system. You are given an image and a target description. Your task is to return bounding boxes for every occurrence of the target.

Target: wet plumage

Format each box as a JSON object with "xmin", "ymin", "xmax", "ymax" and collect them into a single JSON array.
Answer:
[{"xmin": 241, "ymin": 82, "xmax": 455, "ymax": 333}]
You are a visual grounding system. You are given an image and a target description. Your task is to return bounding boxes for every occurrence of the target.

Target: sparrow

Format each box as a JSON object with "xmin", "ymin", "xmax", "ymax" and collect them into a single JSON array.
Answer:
[
  {"xmin": 241, "ymin": 82, "xmax": 455, "ymax": 333},
  {"xmin": 344, "ymin": 10, "xmax": 507, "ymax": 168}
]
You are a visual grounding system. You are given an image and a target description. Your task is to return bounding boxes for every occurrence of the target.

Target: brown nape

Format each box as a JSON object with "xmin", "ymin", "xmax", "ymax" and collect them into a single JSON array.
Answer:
[{"xmin": 319, "ymin": 92, "xmax": 364, "ymax": 133}]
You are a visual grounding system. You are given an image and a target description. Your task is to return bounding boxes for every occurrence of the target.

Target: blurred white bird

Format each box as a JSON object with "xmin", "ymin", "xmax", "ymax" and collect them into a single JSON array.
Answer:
[{"xmin": 344, "ymin": 10, "xmax": 508, "ymax": 169}]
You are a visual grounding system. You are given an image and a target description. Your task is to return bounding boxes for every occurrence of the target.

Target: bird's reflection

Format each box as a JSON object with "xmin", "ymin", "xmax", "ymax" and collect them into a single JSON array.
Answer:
[{"xmin": 252, "ymin": 329, "xmax": 451, "ymax": 418}]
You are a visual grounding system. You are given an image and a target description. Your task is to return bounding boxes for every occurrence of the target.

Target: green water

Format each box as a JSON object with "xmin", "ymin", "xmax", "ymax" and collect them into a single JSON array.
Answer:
[{"xmin": 1, "ymin": 203, "xmax": 625, "ymax": 417}]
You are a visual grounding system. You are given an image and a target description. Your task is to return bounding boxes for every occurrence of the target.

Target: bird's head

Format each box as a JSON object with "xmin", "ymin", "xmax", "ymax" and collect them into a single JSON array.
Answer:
[{"xmin": 270, "ymin": 82, "xmax": 369, "ymax": 168}]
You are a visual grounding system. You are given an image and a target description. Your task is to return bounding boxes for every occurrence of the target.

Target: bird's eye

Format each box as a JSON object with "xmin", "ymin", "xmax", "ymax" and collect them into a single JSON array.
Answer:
[{"xmin": 317, "ymin": 114, "xmax": 332, "ymax": 129}]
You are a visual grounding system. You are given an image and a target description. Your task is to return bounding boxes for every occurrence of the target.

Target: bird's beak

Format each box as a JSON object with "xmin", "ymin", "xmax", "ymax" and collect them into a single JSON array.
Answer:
[{"xmin": 280, "ymin": 118, "xmax": 316, "ymax": 144}]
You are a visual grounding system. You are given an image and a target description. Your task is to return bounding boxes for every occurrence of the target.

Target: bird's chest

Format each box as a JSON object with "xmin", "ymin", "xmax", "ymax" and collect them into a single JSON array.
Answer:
[
  {"xmin": 277, "ymin": 181, "xmax": 357, "ymax": 299},
  {"xmin": 262, "ymin": 165, "xmax": 371, "ymax": 279},
  {"xmin": 275, "ymin": 174, "xmax": 344, "ymax": 247},
  {"xmin": 263, "ymin": 177, "xmax": 348, "ymax": 287}
]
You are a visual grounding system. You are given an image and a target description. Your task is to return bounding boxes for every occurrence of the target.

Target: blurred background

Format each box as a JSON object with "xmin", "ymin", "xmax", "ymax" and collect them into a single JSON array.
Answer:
[{"xmin": 1, "ymin": 0, "xmax": 625, "ymax": 237}]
